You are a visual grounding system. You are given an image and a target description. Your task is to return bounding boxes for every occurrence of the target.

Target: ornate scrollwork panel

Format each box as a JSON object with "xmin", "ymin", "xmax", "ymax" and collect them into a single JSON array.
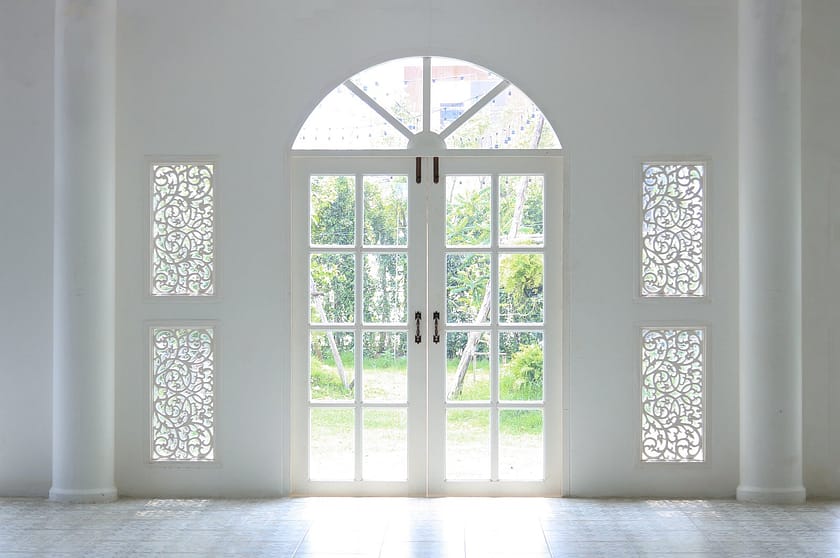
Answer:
[
  {"xmin": 641, "ymin": 328, "xmax": 704, "ymax": 462},
  {"xmin": 152, "ymin": 327, "xmax": 215, "ymax": 462},
  {"xmin": 641, "ymin": 163, "xmax": 704, "ymax": 297},
  {"xmin": 152, "ymin": 163, "xmax": 215, "ymax": 296}
]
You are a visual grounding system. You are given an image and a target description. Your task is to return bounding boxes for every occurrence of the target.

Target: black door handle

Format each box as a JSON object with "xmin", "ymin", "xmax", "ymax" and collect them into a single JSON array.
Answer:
[{"xmin": 415, "ymin": 311, "xmax": 422, "ymax": 343}]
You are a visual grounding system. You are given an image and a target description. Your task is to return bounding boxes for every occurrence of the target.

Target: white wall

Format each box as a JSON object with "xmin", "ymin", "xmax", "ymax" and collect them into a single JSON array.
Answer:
[
  {"xmin": 803, "ymin": 0, "xmax": 840, "ymax": 499},
  {"xmin": 17, "ymin": 0, "xmax": 840, "ymax": 499},
  {"xmin": 113, "ymin": 0, "xmax": 739, "ymax": 497},
  {"xmin": 0, "ymin": 0, "xmax": 54, "ymax": 497}
]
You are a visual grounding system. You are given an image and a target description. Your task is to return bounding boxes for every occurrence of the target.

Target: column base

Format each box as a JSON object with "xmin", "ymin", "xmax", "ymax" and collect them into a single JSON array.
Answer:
[
  {"xmin": 736, "ymin": 485, "xmax": 806, "ymax": 504},
  {"xmin": 49, "ymin": 486, "xmax": 118, "ymax": 504}
]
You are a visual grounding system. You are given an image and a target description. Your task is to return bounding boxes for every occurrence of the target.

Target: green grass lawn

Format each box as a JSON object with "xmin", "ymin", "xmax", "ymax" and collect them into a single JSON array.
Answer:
[{"xmin": 310, "ymin": 354, "xmax": 542, "ymax": 435}]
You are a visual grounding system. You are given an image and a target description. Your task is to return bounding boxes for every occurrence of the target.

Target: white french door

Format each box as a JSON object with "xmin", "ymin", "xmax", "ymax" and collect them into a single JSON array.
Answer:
[{"xmin": 291, "ymin": 154, "xmax": 563, "ymax": 496}]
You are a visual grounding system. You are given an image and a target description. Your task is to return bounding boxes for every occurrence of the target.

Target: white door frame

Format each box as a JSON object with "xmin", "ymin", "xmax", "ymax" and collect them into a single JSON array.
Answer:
[{"xmin": 290, "ymin": 151, "xmax": 566, "ymax": 496}]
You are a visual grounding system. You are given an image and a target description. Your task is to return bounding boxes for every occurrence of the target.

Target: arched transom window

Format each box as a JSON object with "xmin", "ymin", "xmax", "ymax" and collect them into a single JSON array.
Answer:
[{"xmin": 292, "ymin": 56, "xmax": 561, "ymax": 152}]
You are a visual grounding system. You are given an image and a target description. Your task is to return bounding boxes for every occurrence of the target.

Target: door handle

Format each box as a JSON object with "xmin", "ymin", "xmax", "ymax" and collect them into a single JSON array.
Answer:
[
  {"xmin": 433, "ymin": 311, "xmax": 440, "ymax": 343},
  {"xmin": 415, "ymin": 311, "xmax": 422, "ymax": 343}
]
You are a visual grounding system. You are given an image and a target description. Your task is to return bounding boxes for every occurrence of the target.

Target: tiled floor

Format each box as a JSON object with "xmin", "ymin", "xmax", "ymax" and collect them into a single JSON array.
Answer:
[{"xmin": 1, "ymin": 497, "xmax": 839, "ymax": 557}]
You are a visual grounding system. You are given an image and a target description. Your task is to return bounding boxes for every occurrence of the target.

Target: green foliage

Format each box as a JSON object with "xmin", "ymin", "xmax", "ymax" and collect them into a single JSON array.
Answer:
[
  {"xmin": 447, "ymin": 407, "xmax": 542, "ymax": 436},
  {"xmin": 364, "ymin": 353, "xmax": 407, "ymax": 370},
  {"xmin": 363, "ymin": 177, "xmax": 407, "ymax": 245},
  {"xmin": 499, "ymin": 254, "xmax": 543, "ymax": 322},
  {"xmin": 310, "ymin": 175, "xmax": 409, "ymax": 332},
  {"xmin": 446, "ymin": 254, "xmax": 489, "ymax": 324},
  {"xmin": 499, "ymin": 178, "xmax": 544, "ymax": 242},
  {"xmin": 500, "ymin": 254, "xmax": 543, "ymax": 300},
  {"xmin": 447, "ymin": 356, "xmax": 490, "ymax": 401},
  {"xmin": 311, "ymin": 176, "xmax": 355, "ymax": 245},
  {"xmin": 311, "ymin": 253, "xmax": 355, "ymax": 323},
  {"xmin": 363, "ymin": 409, "xmax": 405, "ymax": 429},
  {"xmin": 499, "ymin": 410, "xmax": 543, "ymax": 435},
  {"xmin": 310, "ymin": 357, "xmax": 353, "ymax": 399},
  {"xmin": 500, "ymin": 373, "xmax": 542, "ymax": 401},
  {"xmin": 447, "ymin": 409, "xmax": 489, "ymax": 429},
  {"xmin": 446, "ymin": 183, "xmax": 491, "ymax": 245},
  {"xmin": 509, "ymin": 343, "xmax": 543, "ymax": 388}
]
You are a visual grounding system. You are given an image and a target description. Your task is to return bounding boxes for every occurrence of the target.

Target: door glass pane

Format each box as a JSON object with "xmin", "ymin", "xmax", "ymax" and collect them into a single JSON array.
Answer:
[
  {"xmin": 499, "ymin": 409, "xmax": 543, "ymax": 480},
  {"xmin": 499, "ymin": 332, "xmax": 543, "ymax": 401},
  {"xmin": 444, "ymin": 84, "xmax": 561, "ymax": 150},
  {"xmin": 447, "ymin": 253, "xmax": 490, "ymax": 324},
  {"xmin": 430, "ymin": 58, "xmax": 503, "ymax": 134},
  {"xmin": 363, "ymin": 409, "xmax": 408, "ymax": 481},
  {"xmin": 364, "ymin": 175, "xmax": 408, "ymax": 246},
  {"xmin": 363, "ymin": 253, "xmax": 407, "ymax": 323},
  {"xmin": 446, "ymin": 176, "xmax": 491, "ymax": 247},
  {"xmin": 310, "ymin": 408, "xmax": 354, "ymax": 480},
  {"xmin": 499, "ymin": 253, "xmax": 543, "ymax": 323},
  {"xmin": 310, "ymin": 175, "xmax": 355, "ymax": 246},
  {"xmin": 310, "ymin": 253, "xmax": 355, "ymax": 324},
  {"xmin": 446, "ymin": 409, "xmax": 490, "ymax": 480},
  {"xmin": 446, "ymin": 331, "xmax": 490, "ymax": 402},
  {"xmin": 362, "ymin": 332, "xmax": 407, "ymax": 402},
  {"xmin": 349, "ymin": 58, "xmax": 424, "ymax": 134},
  {"xmin": 293, "ymin": 84, "xmax": 409, "ymax": 150},
  {"xmin": 499, "ymin": 175, "xmax": 544, "ymax": 246},
  {"xmin": 310, "ymin": 331, "xmax": 354, "ymax": 401}
]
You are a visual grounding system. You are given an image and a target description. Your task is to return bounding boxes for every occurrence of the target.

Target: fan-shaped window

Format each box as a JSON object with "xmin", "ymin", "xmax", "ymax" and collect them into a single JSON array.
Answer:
[{"xmin": 293, "ymin": 57, "xmax": 561, "ymax": 151}]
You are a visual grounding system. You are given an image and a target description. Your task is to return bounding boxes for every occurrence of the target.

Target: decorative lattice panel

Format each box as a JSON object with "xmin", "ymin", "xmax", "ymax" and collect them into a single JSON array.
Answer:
[
  {"xmin": 152, "ymin": 163, "xmax": 215, "ymax": 296},
  {"xmin": 152, "ymin": 327, "xmax": 215, "ymax": 462},
  {"xmin": 641, "ymin": 328, "xmax": 704, "ymax": 462},
  {"xmin": 641, "ymin": 163, "xmax": 704, "ymax": 297}
]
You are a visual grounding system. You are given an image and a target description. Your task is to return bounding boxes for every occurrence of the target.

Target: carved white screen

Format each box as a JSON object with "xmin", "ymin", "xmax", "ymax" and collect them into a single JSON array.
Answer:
[
  {"xmin": 151, "ymin": 163, "xmax": 215, "ymax": 296},
  {"xmin": 641, "ymin": 327, "xmax": 704, "ymax": 463},
  {"xmin": 641, "ymin": 163, "xmax": 704, "ymax": 297},
  {"xmin": 151, "ymin": 327, "xmax": 215, "ymax": 462}
]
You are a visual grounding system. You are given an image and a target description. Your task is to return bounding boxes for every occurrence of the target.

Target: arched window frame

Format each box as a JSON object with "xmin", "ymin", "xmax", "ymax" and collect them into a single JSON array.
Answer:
[{"xmin": 292, "ymin": 56, "xmax": 563, "ymax": 156}]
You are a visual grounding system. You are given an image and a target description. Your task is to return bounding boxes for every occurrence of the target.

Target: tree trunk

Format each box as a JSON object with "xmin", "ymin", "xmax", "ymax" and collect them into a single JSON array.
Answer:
[
  {"xmin": 447, "ymin": 116, "xmax": 545, "ymax": 399},
  {"xmin": 310, "ymin": 275, "xmax": 350, "ymax": 389}
]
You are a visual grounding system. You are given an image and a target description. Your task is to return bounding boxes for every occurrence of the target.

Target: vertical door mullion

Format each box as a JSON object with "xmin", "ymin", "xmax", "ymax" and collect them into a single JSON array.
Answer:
[
  {"xmin": 426, "ymin": 157, "xmax": 447, "ymax": 495},
  {"xmin": 354, "ymin": 172, "xmax": 364, "ymax": 482},
  {"xmin": 407, "ymin": 157, "xmax": 430, "ymax": 495},
  {"xmin": 490, "ymin": 173, "xmax": 500, "ymax": 482}
]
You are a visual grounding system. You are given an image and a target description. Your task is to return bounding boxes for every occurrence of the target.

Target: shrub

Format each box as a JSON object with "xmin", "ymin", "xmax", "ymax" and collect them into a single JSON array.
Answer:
[{"xmin": 509, "ymin": 343, "xmax": 543, "ymax": 389}]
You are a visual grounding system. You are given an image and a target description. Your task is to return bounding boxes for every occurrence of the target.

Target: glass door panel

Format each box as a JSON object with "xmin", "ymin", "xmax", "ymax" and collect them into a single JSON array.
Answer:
[
  {"xmin": 427, "ymin": 157, "xmax": 561, "ymax": 496},
  {"xmin": 293, "ymin": 155, "xmax": 562, "ymax": 496},
  {"xmin": 292, "ymin": 157, "xmax": 425, "ymax": 495}
]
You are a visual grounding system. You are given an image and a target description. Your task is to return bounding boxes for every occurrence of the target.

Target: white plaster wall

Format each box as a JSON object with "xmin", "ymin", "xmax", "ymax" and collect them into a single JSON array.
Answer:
[
  {"xmin": 114, "ymin": 0, "xmax": 740, "ymax": 497},
  {"xmin": 0, "ymin": 0, "xmax": 54, "ymax": 497},
  {"xmin": 14, "ymin": 0, "xmax": 840, "ymax": 502},
  {"xmin": 803, "ymin": 0, "xmax": 840, "ymax": 499}
]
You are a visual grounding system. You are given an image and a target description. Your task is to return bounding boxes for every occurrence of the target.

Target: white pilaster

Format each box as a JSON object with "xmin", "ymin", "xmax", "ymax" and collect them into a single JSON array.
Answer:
[
  {"xmin": 50, "ymin": 0, "xmax": 117, "ymax": 504},
  {"xmin": 737, "ymin": 0, "xmax": 805, "ymax": 504}
]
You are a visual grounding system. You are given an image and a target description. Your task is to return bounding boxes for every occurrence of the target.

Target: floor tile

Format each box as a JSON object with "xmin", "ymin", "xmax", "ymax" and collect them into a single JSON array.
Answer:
[{"xmin": 1, "ymin": 497, "xmax": 839, "ymax": 557}]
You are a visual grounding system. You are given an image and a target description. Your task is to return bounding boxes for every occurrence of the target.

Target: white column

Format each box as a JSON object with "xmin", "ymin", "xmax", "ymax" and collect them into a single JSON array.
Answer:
[
  {"xmin": 738, "ymin": 0, "xmax": 805, "ymax": 504},
  {"xmin": 50, "ymin": 0, "xmax": 117, "ymax": 503}
]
